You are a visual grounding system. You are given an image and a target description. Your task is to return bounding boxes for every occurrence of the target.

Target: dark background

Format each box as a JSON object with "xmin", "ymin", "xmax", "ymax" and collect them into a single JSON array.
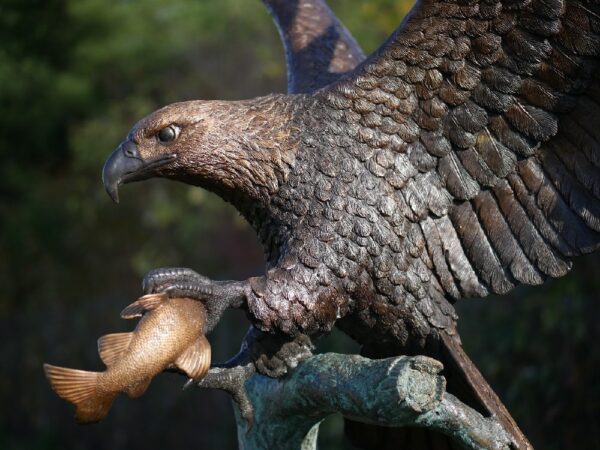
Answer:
[{"xmin": 1, "ymin": 0, "xmax": 598, "ymax": 448}]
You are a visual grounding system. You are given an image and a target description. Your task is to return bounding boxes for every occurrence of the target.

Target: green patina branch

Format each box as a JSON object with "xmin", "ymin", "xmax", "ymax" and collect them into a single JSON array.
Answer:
[{"xmin": 224, "ymin": 353, "xmax": 511, "ymax": 450}]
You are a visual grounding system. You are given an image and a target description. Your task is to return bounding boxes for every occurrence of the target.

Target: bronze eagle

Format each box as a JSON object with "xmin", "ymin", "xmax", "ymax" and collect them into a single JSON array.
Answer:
[{"xmin": 102, "ymin": 0, "xmax": 600, "ymax": 448}]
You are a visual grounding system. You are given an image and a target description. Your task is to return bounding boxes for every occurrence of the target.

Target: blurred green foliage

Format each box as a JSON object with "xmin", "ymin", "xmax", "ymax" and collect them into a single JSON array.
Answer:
[{"xmin": 0, "ymin": 1, "xmax": 598, "ymax": 449}]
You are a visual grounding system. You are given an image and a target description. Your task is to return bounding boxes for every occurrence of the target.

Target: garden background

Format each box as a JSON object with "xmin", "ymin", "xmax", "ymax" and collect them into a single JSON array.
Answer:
[{"xmin": 1, "ymin": 1, "xmax": 599, "ymax": 448}]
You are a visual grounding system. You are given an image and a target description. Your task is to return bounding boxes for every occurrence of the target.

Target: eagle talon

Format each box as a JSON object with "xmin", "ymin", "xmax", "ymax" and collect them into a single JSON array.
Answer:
[
  {"xmin": 143, "ymin": 267, "xmax": 250, "ymax": 333},
  {"xmin": 142, "ymin": 267, "xmax": 211, "ymax": 296},
  {"xmin": 182, "ymin": 378, "xmax": 195, "ymax": 390},
  {"xmin": 197, "ymin": 363, "xmax": 256, "ymax": 428}
]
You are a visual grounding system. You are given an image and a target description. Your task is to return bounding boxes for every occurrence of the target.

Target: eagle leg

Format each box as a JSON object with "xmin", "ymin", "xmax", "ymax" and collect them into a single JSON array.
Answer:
[
  {"xmin": 142, "ymin": 266, "xmax": 249, "ymax": 333},
  {"xmin": 196, "ymin": 326, "xmax": 314, "ymax": 427},
  {"xmin": 197, "ymin": 359, "xmax": 256, "ymax": 427}
]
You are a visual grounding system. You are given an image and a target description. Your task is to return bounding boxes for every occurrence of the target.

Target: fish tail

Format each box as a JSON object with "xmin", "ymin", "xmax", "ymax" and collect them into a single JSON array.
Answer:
[{"xmin": 43, "ymin": 363, "xmax": 115, "ymax": 423}]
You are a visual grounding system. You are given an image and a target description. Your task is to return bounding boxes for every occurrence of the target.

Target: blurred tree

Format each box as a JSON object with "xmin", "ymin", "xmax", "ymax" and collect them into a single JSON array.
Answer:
[{"xmin": 0, "ymin": 1, "xmax": 598, "ymax": 449}]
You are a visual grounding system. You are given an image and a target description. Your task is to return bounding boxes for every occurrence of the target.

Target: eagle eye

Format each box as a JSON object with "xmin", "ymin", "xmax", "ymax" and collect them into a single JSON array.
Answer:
[{"xmin": 157, "ymin": 125, "xmax": 179, "ymax": 144}]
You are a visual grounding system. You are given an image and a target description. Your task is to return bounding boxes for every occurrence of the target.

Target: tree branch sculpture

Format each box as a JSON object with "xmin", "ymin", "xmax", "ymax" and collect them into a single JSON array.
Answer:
[{"xmin": 197, "ymin": 352, "xmax": 513, "ymax": 450}]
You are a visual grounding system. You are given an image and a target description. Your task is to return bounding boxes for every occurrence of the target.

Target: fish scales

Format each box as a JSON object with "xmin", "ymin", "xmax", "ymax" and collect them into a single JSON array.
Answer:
[{"xmin": 44, "ymin": 294, "xmax": 211, "ymax": 423}]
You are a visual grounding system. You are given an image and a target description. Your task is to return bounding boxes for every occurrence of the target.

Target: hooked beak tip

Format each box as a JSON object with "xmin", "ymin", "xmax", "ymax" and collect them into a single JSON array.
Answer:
[
  {"xmin": 102, "ymin": 138, "xmax": 176, "ymax": 202},
  {"xmin": 109, "ymin": 189, "xmax": 120, "ymax": 204},
  {"xmin": 102, "ymin": 139, "xmax": 142, "ymax": 204},
  {"xmin": 103, "ymin": 174, "xmax": 121, "ymax": 204}
]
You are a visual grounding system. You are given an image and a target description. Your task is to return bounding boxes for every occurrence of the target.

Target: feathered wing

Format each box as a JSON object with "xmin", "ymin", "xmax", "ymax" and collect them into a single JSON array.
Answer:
[
  {"xmin": 321, "ymin": 0, "xmax": 600, "ymax": 302},
  {"xmin": 318, "ymin": 0, "xmax": 600, "ymax": 447},
  {"xmin": 262, "ymin": 0, "xmax": 365, "ymax": 93}
]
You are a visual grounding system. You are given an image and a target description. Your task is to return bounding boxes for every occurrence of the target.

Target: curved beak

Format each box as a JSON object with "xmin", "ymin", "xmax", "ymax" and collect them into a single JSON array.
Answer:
[{"xmin": 102, "ymin": 139, "xmax": 176, "ymax": 203}]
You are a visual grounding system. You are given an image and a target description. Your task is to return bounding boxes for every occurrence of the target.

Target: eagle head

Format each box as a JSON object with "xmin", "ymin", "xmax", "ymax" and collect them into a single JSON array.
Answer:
[
  {"xmin": 102, "ymin": 100, "xmax": 229, "ymax": 203},
  {"xmin": 103, "ymin": 96, "xmax": 297, "ymax": 206}
]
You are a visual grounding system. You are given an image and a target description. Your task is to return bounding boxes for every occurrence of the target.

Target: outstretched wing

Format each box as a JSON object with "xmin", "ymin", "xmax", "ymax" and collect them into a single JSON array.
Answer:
[
  {"xmin": 262, "ymin": 0, "xmax": 365, "ymax": 93},
  {"xmin": 320, "ymin": 0, "xmax": 600, "ymax": 301}
]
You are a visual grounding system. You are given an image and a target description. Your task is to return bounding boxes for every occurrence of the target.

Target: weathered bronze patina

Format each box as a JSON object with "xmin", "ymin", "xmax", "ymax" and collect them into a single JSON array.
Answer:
[{"xmin": 100, "ymin": 0, "xmax": 600, "ymax": 447}]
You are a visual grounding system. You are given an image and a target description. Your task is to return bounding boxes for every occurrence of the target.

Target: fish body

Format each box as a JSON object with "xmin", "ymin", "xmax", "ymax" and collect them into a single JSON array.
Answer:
[{"xmin": 44, "ymin": 294, "xmax": 211, "ymax": 423}]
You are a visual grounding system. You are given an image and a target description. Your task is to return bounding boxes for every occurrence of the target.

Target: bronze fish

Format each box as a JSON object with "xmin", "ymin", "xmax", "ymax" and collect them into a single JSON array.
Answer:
[{"xmin": 44, "ymin": 293, "xmax": 211, "ymax": 423}]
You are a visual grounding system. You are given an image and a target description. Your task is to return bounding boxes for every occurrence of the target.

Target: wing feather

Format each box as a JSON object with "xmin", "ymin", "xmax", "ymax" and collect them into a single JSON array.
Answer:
[
  {"xmin": 262, "ymin": 0, "xmax": 365, "ymax": 94},
  {"xmin": 317, "ymin": 0, "xmax": 600, "ymax": 301}
]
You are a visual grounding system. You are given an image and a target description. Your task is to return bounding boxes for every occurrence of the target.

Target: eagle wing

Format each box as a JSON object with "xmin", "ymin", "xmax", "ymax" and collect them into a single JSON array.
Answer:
[
  {"xmin": 262, "ymin": 0, "xmax": 365, "ymax": 93},
  {"xmin": 320, "ymin": 0, "xmax": 600, "ymax": 302}
]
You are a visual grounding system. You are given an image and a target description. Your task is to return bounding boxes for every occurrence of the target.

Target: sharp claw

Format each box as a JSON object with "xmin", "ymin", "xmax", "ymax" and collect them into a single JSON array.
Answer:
[
  {"xmin": 142, "ymin": 280, "xmax": 152, "ymax": 294},
  {"xmin": 241, "ymin": 407, "xmax": 254, "ymax": 432},
  {"xmin": 196, "ymin": 363, "xmax": 256, "ymax": 427},
  {"xmin": 183, "ymin": 378, "xmax": 195, "ymax": 390},
  {"xmin": 143, "ymin": 267, "xmax": 215, "ymax": 297}
]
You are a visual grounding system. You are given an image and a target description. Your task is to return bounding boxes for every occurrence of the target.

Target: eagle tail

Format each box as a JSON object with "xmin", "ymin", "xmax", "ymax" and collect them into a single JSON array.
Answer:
[{"xmin": 439, "ymin": 332, "xmax": 532, "ymax": 449}]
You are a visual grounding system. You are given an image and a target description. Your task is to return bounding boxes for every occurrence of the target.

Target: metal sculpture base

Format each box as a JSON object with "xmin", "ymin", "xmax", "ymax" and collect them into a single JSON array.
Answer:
[{"xmin": 226, "ymin": 353, "xmax": 512, "ymax": 450}]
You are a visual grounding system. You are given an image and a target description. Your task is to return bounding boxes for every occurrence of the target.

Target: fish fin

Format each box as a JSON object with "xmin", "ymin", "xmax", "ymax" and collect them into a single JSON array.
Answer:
[
  {"xmin": 174, "ymin": 335, "xmax": 212, "ymax": 380},
  {"xmin": 43, "ymin": 363, "xmax": 114, "ymax": 423},
  {"xmin": 97, "ymin": 332, "xmax": 133, "ymax": 367},
  {"xmin": 120, "ymin": 293, "xmax": 168, "ymax": 319},
  {"xmin": 126, "ymin": 378, "xmax": 151, "ymax": 399}
]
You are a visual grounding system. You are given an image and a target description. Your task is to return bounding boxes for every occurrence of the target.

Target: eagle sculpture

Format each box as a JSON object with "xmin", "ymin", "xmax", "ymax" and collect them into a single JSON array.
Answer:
[{"xmin": 102, "ymin": 0, "xmax": 600, "ymax": 448}]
